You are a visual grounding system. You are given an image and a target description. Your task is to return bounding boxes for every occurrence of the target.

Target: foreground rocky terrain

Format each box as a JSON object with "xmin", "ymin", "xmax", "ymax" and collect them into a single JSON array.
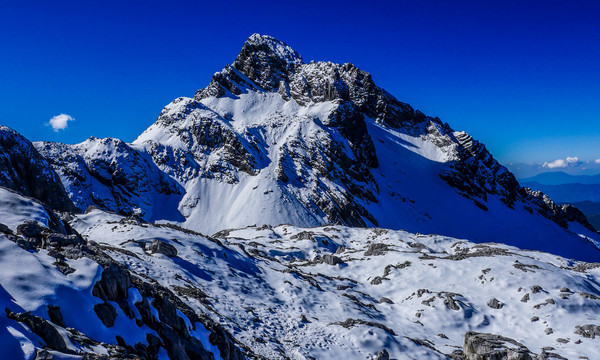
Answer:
[
  {"xmin": 0, "ymin": 34, "xmax": 599, "ymax": 359},
  {"xmin": 0, "ymin": 186, "xmax": 599, "ymax": 359}
]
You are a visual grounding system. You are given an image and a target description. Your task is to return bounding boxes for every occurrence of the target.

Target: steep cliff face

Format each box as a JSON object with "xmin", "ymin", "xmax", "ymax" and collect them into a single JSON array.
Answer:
[
  {"xmin": 35, "ymin": 34, "xmax": 599, "ymax": 261},
  {"xmin": 0, "ymin": 126, "xmax": 75, "ymax": 212}
]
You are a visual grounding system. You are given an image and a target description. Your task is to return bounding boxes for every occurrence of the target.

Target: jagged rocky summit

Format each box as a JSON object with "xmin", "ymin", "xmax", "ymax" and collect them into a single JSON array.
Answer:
[{"xmin": 34, "ymin": 34, "xmax": 599, "ymax": 262}]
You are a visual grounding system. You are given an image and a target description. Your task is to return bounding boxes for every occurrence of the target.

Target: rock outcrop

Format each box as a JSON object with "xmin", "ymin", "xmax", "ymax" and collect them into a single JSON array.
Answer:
[{"xmin": 0, "ymin": 126, "xmax": 75, "ymax": 212}]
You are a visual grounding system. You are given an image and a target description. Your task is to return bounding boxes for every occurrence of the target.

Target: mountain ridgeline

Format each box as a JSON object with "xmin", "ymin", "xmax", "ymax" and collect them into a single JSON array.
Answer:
[{"xmin": 19, "ymin": 34, "xmax": 600, "ymax": 261}]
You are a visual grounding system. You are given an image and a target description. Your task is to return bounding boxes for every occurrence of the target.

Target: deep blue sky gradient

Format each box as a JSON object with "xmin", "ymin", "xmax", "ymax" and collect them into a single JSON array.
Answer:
[{"xmin": 1, "ymin": 0, "xmax": 599, "ymax": 165}]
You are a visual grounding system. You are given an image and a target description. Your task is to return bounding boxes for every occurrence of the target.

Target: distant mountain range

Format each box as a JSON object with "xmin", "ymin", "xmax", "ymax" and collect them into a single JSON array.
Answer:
[
  {"xmin": 520, "ymin": 171, "xmax": 600, "ymax": 230},
  {"xmin": 520, "ymin": 171, "xmax": 600, "ymax": 186}
]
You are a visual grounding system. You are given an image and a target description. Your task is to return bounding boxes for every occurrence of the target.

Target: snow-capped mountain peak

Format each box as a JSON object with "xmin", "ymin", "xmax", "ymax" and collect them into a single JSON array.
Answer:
[{"xmin": 34, "ymin": 35, "xmax": 600, "ymax": 262}]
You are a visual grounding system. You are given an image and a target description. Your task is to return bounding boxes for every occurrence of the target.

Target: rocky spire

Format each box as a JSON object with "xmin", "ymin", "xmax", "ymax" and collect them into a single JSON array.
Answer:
[{"xmin": 232, "ymin": 33, "xmax": 303, "ymax": 91}]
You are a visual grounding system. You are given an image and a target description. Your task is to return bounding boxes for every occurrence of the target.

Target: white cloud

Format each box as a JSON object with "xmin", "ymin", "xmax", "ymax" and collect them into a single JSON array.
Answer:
[
  {"xmin": 595, "ymin": 159, "xmax": 600, "ymax": 164},
  {"xmin": 47, "ymin": 114, "xmax": 74, "ymax": 132},
  {"xmin": 543, "ymin": 156, "xmax": 579, "ymax": 169},
  {"xmin": 566, "ymin": 156, "xmax": 579, "ymax": 164}
]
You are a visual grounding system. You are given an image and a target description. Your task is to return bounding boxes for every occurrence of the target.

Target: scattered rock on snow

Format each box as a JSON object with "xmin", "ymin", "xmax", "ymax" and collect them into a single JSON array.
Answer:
[
  {"xmin": 487, "ymin": 298, "xmax": 503, "ymax": 309},
  {"xmin": 463, "ymin": 331, "xmax": 534, "ymax": 360},
  {"xmin": 5, "ymin": 309, "xmax": 67, "ymax": 351},
  {"xmin": 0, "ymin": 223, "xmax": 13, "ymax": 234},
  {"xmin": 364, "ymin": 243, "xmax": 389, "ymax": 256},
  {"xmin": 379, "ymin": 297, "xmax": 394, "ymax": 304},
  {"xmin": 94, "ymin": 302, "xmax": 117, "ymax": 327},
  {"xmin": 17, "ymin": 220, "xmax": 44, "ymax": 238},
  {"xmin": 375, "ymin": 349, "xmax": 390, "ymax": 360},
  {"xmin": 47, "ymin": 305, "xmax": 64, "ymax": 327},
  {"xmin": 320, "ymin": 254, "xmax": 344, "ymax": 266},
  {"xmin": 148, "ymin": 239, "xmax": 178, "ymax": 257},
  {"xmin": 574, "ymin": 324, "xmax": 600, "ymax": 339}
]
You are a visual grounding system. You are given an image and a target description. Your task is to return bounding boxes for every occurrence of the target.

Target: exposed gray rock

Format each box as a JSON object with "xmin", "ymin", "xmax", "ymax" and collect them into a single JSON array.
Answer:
[
  {"xmin": 92, "ymin": 263, "xmax": 131, "ymax": 301},
  {"xmin": 444, "ymin": 294, "xmax": 461, "ymax": 311},
  {"xmin": 47, "ymin": 305, "xmax": 64, "ymax": 327},
  {"xmin": 290, "ymin": 231, "xmax": 314, "ymax": 241},
  {"xmin": 531, "ymin": 285, "xmax": 543, "ymax": 293},
  {"xmin": 379, "ymin": 297, "xmax": 394, "ymax": 304},
  {"xmin": 17, "ymin": 220, "xmax": 44, "ymax": 238},
  {"xmin": 34, "ymin": 349, "xmax": 54, "ymax": 360},
  {"xmin": 336, "ymin": 318, "xmax": 396, "ymax": 336},
  {"xmin": 320, "ymin": 254, "xmax": 344, "ymax": 266},
  {"xmin": 149, "ymin": 239, "xmax": 178, "ymax": 257},
  {"xmin": 545, "ymin": 328, "xmax": 554, "ymax": 335},
  {"xmin": 487, "ymin": 298, "xmax": 503, "ymax": 309},
  {"xmin": 364, "ymin": 243, "xmax": 389, "ymax": 256},
  {"xmin": 0, "ymin": 126, "xmax": 75, "ymax": 212},
  {"xmin": 578, "ymin": 292, "xmax": 600, "ymax": 300},
  {"xmin": 534, "ymin": 298, "xmax": 555, "ymax": 309},
  {"xmin": 375, "ymin": 349, "xmax": 390, "ymax": 360},
  {"xmin": 5, "ymin": 309, "xmax": 67, "ymax": 351},
  {"xmin": 539, "ymin": 350, "xmax": 568, "ymax": 360},
  {"xmin": 463, "ymin": 331, "xmax": 534, "ymax": 360},
  {"xmin": 574, "ymin": 324, "xmax": 600, "ymax": 339},
  {"xmin": 0, "ymin": 223, "xmax": 13, "ymax": 234},
  {"xmin": 521, "ymin": 293, "xmax": 530, "ymax": 303},
  {"xmin": 46, "ymin": 233, "xmax": 81, "ymax": 247},
  {"xmin": 94, "ymin": 302, "xmax": 117, "ymax": 327}
]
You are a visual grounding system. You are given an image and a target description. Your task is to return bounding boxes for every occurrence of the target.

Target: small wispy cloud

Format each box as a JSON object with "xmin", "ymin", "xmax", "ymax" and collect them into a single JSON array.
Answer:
[
  {"xmin": 595, "ymin": 159, "xmax": 600, "ymax": 164},
  {"xmin": 543, "ymin": 156, "xmax": 579, "ymax": 169},
  {"xmin": 47, "ymin": 114, "xmax": 74, "ymax": 132}
]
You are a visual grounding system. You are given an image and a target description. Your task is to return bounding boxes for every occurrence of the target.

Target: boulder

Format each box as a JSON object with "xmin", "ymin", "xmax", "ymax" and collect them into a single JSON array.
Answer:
[
  {"xmin": 364, "ymin": 243, "xmax": 389, "ymax": 256},
  {"xmin": 5, "ymin": 309, "xmax": 66, "ymax": 350},
  {"xmin": 574, "ymin": 324, "xmax": 600, "ymax": 339},
  {"xmin": 92, "ymin": 263, "xmax": 131, "ymax": 301},
  {"xmin": 463, "ymin": 331, "xmax": 534, "ymax": 360},
  {"xmin": 46, "ymin": 233, "xmax": 77, "ymax": 247},
  {"xmin": 487, "ymin": 298, "xmax": 504, "ymax": 309},
  {"xmin": 0, "ymin": 223, "xmax": 13, "ymax": 234},
  {"xmin": 375, "ymin": 349, "xmax": 390, "ymax": 360},
  {"xmin": 321, "ymin": 254, "xmax": 344, "ymax": 266},
  {"xmin": 17, "ymin": 220, "xmax": 44, "ymax": 238},
  {"xmin": 47, "ymin": 305, "xmax": 64, "ymax": 327},
  {"xmin": 94, "ymin": 302, "xmax": 117, "ymax": 327},
  {"xmin": 149, "ymin": 239, "xmax": 178, "ymax": 257}
]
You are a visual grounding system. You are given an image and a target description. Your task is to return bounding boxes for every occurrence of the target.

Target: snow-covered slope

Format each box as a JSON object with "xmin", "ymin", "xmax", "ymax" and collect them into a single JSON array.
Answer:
[
  {"xmin": 35, "ymin": 34, "xmax": 600, "ymax": 262},
  {"xmin": 0, "ymin": 187, "xmax": 252, "ymax": 360},
  {"xmin": 1, "ymin": 188, "xmax": 599, "ymax": 359}
]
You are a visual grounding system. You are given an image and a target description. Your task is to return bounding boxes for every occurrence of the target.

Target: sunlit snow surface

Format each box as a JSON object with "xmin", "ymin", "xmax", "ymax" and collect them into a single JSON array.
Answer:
[{"xmin": 72, "ymin": 207, "xmax": 600, "ymax": 360}]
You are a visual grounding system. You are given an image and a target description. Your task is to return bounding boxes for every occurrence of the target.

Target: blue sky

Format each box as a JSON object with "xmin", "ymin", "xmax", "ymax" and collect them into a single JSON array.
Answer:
[{"xmin": 1, "ymin": 0, "xmax": 599, "ymax": 173}]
